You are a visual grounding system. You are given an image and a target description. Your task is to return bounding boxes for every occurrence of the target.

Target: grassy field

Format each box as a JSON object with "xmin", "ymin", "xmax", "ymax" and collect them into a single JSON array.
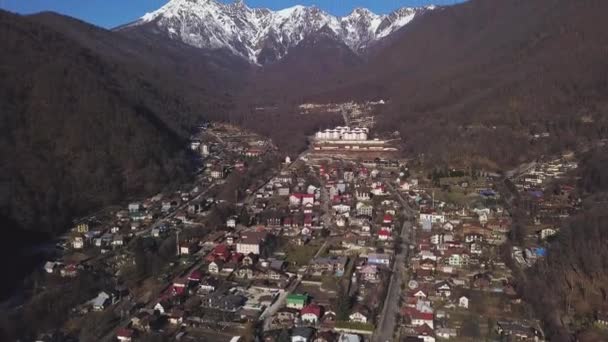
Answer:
[{"xmin": 284, "ymin": 241, "xmax": 323, "ymax": 266}]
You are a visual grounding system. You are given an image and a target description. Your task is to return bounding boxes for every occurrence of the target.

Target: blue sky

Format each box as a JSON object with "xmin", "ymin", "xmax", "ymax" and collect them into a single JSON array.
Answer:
[{"xmin": 2, "ymin": 0, "xmax": 462, "ymax": 29}]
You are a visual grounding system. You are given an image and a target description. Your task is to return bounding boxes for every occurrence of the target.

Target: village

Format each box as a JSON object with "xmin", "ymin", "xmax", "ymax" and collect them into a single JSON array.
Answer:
[{"xmin": 30, "ymin": 119, "xmax": 587, "ymax": 342}]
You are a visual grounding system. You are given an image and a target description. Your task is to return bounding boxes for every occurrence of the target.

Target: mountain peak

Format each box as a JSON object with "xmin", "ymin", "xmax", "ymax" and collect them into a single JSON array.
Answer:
[
  {"xmin": 126, "ymin": 2, "xmax": 434, "ymax": 64},
  {"xmin": 349, "ymin": 7, "xmax": 375, "ymax": 17}
]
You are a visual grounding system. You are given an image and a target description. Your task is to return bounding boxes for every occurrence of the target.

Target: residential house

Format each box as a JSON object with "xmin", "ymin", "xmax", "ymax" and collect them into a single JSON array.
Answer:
[
  {"xmin": 320, "ymin": 310, "xmax": 337, "ymax": 328},
  {"xmin": 359, "ymin": 265, "xmax": 379, "ymax": 282},
  {"xmin": 419, "ymin": 210, "xmax": 445, "ymax": 224},
  {"xmin": 171, "ymin": 278, "xmax": 188, "ymax": 296},
  {"xmin": 236, "ymin": 231, "xmax": 268, "ymax": 255},
  {"xmin": 209, "ymin": 261, "xmax": 223, "ymax": 274},
  {"xmin": 72, "ymin": 236, "xmax": 84, "ymax": 249},
  {"xmin": 179, "ymin": 242, "xmax": 197, "ymax": 255},
  {"xmin": 291, "ymin": 327, "xmax": 315, "ymax": 342},
  {"xmin": 60, "ymin": 263, "xmax": 79, "ymax": 278},
  {"xmin": 276, "ymin": 307, "xmax": 299, "ymax": 323},
  {"xmin": 355, "ymin": 188, "xmax": 371, "ymax": 201},
  {"xmin": 210, "ymin": 166, "xmax": 224, "ymax": 179},
  {"xmin": 538, "ymin": 227, "xmax": 558, "ymax": 240},
  {"xmin": 286, "ymin": 294, "xmax": 308, "ymax": 310},
  {"xmin": 91, "ymin": 291, "xmax": 112, "ymax": 311},
  {"xmin": 301, "ymin": 304, "xmax": 322, "ymax": 325},
  {"xmin": 277, "ymin": 187, "xmax": 291, "ymax": 196},
  {"xmin": 187, "ymin": 270, "xmax": 203, "ymax": 283},
  {"xmin": 464, "ymin": 233, "xmax": 484, "ymax": 243},
  {"xmin": 436, "ymin": 328, "xmax": 457, "ymax": 339},
  {"xmin": 314, "ymin": 331, "xmax": 338, "ymax": 342},
  {"xmin": 356, "ymin": 202, "xmax": 373, "ymax": 216},
  {"xmin": 333, "ymin": 203, "xmax": 351, "ymax": 215},
  {"xmin": 236, "ymin": 266, "xmax": 254, "ymax": 279},
  {"xmin": 290, "ymin": 194, "xmax": 315, "ymax": 207},
  {"xmin": 111, "ymin": 234, "xmax": 124, "ymax": 247},
  {"xmin": 469, "ymin": 242, "xmax": 483, "ymax": 255},
  {"xmin": 116, "ymin": 328, "xmax": 134, "ymax": 342},
  {"xmin": 444, "ymin": 250, "xmax": 468, "ymax": 267},
  {"xmin": 199, "ymin": 277, "xmax": 218, "ymax": 292},
  {"xmin": 154, "ymin": 301, "xmax": 170, "ymax": 315},
  {"xmin": 44, "ymin": 261, "xmax": 60, "ymax": 274},
  {"xmin": 349, "ymin": 305, "xmax": 370, "ymax": 324},
  {"xmin": 419, "ymin": 259, "xmax": 436, "ymax": 272},
  {"xmin": 310, "ymin": 256, "xmax": 347, "ymax": 276},
  {"xmin": 378, "ymin": 229, "xmax": 391, "ymax": 241},
  {"xmin": 242, "ymin": 253, "xmax": 258, "ymax": 266},
  {"xmin": 169, "ymin": 309, "xmax": 185, "ymax": 325},
  {"xmin": 367, "ymin": 253, "xmax": 391, "ymax": 267},
  {"xmin": 435, "ymin": 281, "xmax": 452, "ymax": 298},
  {"xmin": 495, "ymin": 320, "xmax": 539, "ymax": 340},
  {"xmin": 409, "ymin": 310, "xmax": 434, "ymax": 329},
  {"xmin": 459, "ymin": 296, "xmax": 469, "ymax": 309},
  {"xmin": 414, "ymin": 324, "xmax": 435, "ymax": 342}
]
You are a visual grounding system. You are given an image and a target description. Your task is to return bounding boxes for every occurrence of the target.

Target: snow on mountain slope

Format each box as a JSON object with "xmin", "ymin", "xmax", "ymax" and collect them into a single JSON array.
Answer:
[{"xmin": 124, "ymin": 0, "xmax": 434, "ymax": 64}]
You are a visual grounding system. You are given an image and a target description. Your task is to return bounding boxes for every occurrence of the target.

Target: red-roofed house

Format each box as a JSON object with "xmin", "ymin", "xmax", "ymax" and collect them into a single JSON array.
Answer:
[
  {"xmin": 171, "ymin": 278, "xmax": 188, "ymax": 296},
  {"xmin": 116, "ymin": 328, "xmax": 134, "ymax": 342},
  {"xmin": 301, "ymin": 304, "xmax": 322, "ymax": 325},
  {"xmin": 187, "ymin": 270, "xmax": 203, "ymax": 283},
  {"xmin": 378, "ymin": 228, "xmax": 391, "ymax": 241},
  {"xmin": 206, "ymin": 244, "xmax": 231, "ymax": 262},
  {"xmin": 409, "ymin": 310, "xmax": 434, "ymax": 329},
  {"xmin": 415, "ymin": 323, "xmax": 436, "ymax": 342}
]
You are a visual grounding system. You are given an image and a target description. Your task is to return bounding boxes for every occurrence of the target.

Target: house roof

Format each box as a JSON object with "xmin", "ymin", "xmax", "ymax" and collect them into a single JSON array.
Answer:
[
  {"xmin": 301, "ymin": 304, "xmax": 322, "ymax": 317},
  {"xmin": 239, "ymin": 231, "xmax": 267, "ymax": 244},
  {"xmin": 92, "ymin": 291, "xmax": 110, "ymax": 308},
  {"xmin": 411, "ymin": 310, "xmax": 434, "ymax": 321},
  {"xmin": 116, "ymin": 328, "xmax": 133, "ymax": 338},
  {"xmin": 212, "ymin": 244, "xmax": 229, "ymax": 255},
  {"xmin": 415, "ymin": 323, "xmax": 434, "ymax": 336},
  {"xmin": 287, "ymin": 293, "xmax": 308, "ymax": 302},
  {"xmin": 188, "ymin": 270, "xmax": 203, "ymax": 281},
  {"xmin": 292, "ymin": 327, "xmax": 314, "ymax": 338}
]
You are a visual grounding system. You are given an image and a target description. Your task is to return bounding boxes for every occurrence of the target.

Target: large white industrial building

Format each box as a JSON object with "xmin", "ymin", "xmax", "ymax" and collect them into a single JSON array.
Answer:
[{"xmin": 315, "ymin": 126, "xmax": 369, "ymax": 141}]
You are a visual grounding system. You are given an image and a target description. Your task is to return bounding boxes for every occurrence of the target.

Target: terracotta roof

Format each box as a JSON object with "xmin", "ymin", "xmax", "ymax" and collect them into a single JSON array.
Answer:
[
  {"xmin": 117, "ymin": 328, "xmax": 134, "ymax": 338},
  {"xmin": 301, "ymin": 304, "xmax": 322, "ymax": 317}
]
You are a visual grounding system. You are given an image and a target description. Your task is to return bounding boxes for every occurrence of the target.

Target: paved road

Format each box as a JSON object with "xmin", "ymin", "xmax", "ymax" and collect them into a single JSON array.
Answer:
[
  {"xmin": 260, "ymin": 278, "xmax": 301, "ymax": 331},
  {"xmin": 373, "ymin": 182, "xmax": 415, "ymax": 342}
]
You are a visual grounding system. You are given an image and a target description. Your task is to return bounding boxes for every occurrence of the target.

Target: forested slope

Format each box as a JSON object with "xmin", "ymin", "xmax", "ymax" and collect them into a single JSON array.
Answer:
[
  {"xmin": 0, "ymin": 10, "xmax": 217, "ymax": 235},
  {"xmin": 521, "ymin": 147, "xmax": 608, "ymax": 341}
]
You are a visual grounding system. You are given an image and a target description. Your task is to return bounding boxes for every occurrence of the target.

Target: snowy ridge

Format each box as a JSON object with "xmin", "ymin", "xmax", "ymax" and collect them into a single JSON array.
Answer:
[{"xmin": 127, "ymin": 0, "xmax": 435, "ymax": 64}]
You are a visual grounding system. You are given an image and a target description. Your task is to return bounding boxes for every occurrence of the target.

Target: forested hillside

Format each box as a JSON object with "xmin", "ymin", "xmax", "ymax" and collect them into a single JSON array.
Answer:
[
  {"xmin": 237, "ymin": 0, "xmax": 608, "ymax": 168},
  {"xmin": 521, "ymin": 147, "xmax": 608, "ymax": 341},
  {"xmin": 0, "ymin": 10, "xmax": 236, "ymax": 236}
]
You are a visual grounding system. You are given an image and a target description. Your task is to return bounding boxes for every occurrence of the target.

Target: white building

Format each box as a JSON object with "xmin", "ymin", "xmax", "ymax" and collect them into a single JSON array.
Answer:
[
  {"xmin": 72, "ymin": 237, "xmax": 84, "ymax": 249},
  {"xmin": 459, "ymin": 296, "xmax": 469, "ymax": 309},
  {"xmin": 419, "ymin": 211, "xmax": 446, "ymax": 224},
  {"xmin": 201, "ymin": 144, "xmax": 210, "ymax": 156},
  {"xmin": 236, "ymin": 232, "xmax": 267, "ymax": 255},
  {"xmin": 315, "ymin": 126, "xmax": 369, "ymax": 141}
]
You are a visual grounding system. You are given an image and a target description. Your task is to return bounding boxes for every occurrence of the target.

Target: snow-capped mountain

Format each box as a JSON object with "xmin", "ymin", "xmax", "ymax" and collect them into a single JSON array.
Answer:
[{"xmin": 122, "ymin": 0, "xmax": 435, "ymax": 64}]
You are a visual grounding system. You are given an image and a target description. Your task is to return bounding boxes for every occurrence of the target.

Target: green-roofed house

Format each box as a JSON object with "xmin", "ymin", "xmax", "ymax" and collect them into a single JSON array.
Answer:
[{"xmin": 286, "ymin": 294, "xmax": 308, "ymax": 310}]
